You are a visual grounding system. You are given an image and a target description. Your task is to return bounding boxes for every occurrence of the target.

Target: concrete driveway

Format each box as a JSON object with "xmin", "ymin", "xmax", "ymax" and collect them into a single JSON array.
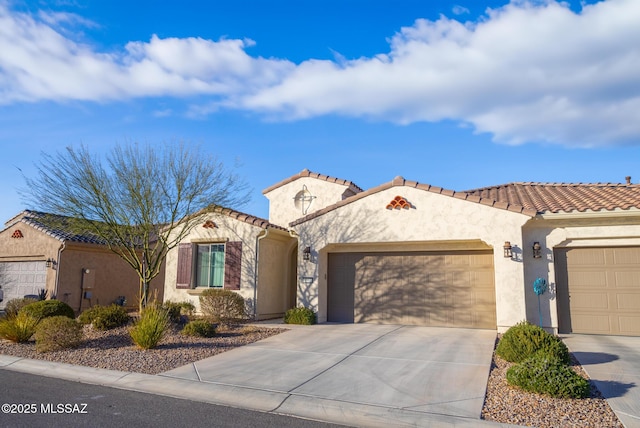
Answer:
[
  {"xmin": 562, "ymin": 334, "xmax": 640, "ymax": 428},
  {"xmin": 162, "ymin": 323, "xmax": 503, "ymax": 427}
]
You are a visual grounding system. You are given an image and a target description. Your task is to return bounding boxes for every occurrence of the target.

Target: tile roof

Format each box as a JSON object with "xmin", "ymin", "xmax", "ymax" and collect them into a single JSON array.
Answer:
[
  {"xmin": 205, "ymin": 206, "xmax": 288, "ymax": 231},
  {"xmin": 464, "ymin": 182, "xmax": 640, "ymax": 214},
  {"xmin": 262, "ymin": 168, "xmax": 364, "ymax": 195},
  {"xmin": 290, "ymin": 176, "xmax": 537, "ymax": 226},
  {"xmin": 14, "ymin": 207, "xmax": 288, "ymax": 245},
  {"xmin": 18, "ymin": 210, "xmax": 109, "ymax": 245}
]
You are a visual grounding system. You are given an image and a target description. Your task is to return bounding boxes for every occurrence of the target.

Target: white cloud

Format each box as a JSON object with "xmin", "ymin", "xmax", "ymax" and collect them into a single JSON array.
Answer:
[
  {"xmin": 1, "ymin": 1, "xmax": 640, "ymax": 147},
  {"xmin": 238, "ymin": 0, "xmax": 640, "ymax": 147},
  {"xmin": 0, "ymin": 4, "xmax": 293, "ymax": 103}
]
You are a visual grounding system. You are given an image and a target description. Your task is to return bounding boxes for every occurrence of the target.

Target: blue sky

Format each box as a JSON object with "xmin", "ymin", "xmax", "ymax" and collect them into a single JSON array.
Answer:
[{"xmin": 1, "ymin": 0, "xmax": 640, "ymax": 225}]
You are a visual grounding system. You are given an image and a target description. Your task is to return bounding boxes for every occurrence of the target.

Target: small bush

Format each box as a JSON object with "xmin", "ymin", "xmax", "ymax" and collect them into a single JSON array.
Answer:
[
  {"xmin": 199, "ymin": 289, "xmax": 245, "ymax": 322},
  {"xmin": 181, "ymin": 320, "xmax": 216, "ymax": 338},
  {"xmin": 506, "ymin": 355, "xmax": 591, "ymax": 399},
  {"xmin": 3, "ymin": 297, "xmax": 39, "ymax": 320},
  {"xmin": 0, "ymin": 312, "xmax": 39, "ymax": 342},
  {"xmin": 496, "ymin": 321, "xmax": 570, "ymax": 365},
  {"xmin": 77, "ymin": 305, "xmax": 130, "ymax": 330},
  {"xmin": 129, "ymin": 305, "xmax": 170, "ymax": 349},
  {"xmin": 284, "ymin": 307, "xmax": 317, "ymax": 325},
  {"xmin": 163, "ymin": 301, "xmax": 196, "ymax": 323},
  {"xmin": 34, "ymin": 316, "xmax": 83, "ymax": 353},
  {"xmin": 19, "ymin": 300, "xmax": 75, "ymax": 321}
]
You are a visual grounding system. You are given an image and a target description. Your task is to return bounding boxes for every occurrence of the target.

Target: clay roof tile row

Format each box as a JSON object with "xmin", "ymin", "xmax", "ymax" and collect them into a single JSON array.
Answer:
[
  {"xmin": 464, "ymin": 182, "xmax": 640, "ymax": 214},
  {"xmin": 262, "ymin": 168, "xmax": 364, "ymax": 195}
]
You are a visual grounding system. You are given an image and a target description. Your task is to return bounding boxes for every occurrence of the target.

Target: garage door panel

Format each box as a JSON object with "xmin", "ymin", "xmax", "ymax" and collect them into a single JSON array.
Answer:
[
  {"xmin": 615, "ymin": 272, "xmax": 640, "ymax": 287},
  {"xmin": 620, "ymin": 317, "xmax": 640, "ymax": 334},
  {"xmin": 556, "ymin": 247, "xmax": 640, "ymax": 336},
  {"xmin": 618, "ymin": 294, "xmax": 640, "ymax": 309},
  {"xmin": 613, "ymin": 248, "xmax": 640, "ymax": 264},
  {"xmin": 329, "ymin": 250, "xmax": 495, "ymax": 329},
  {"xmin": 572, "ymin": 314, "xmax": 612, "ymax": 333}
]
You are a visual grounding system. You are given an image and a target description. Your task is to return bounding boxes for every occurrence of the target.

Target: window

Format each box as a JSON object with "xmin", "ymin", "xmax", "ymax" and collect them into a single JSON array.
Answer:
[
  {"xmin": 197, "ymin": 244, "xmax": 225, "ymax": 288},
  {"xmin": 176, "ymin": 241, "xmax": 242, "ymax": 290}
]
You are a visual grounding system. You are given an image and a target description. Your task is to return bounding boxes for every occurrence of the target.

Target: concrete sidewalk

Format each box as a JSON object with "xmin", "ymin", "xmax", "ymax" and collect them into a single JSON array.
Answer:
[
  {"xmin": 563, "ymin": 334, "xmax": 640, "ymax": 428},
  {"xmin": 0, "ymin": 323, "xmax": 519, "ymax": 427}
]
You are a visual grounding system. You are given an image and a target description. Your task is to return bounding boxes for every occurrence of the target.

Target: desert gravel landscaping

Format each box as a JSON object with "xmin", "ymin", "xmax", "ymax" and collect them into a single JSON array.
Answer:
[
  {"xmin": 0, "ymin": 324, "xmax": 625, "ymax": 427},
  {"xmin": 0, "ymin": 323, "xmax": 286, "ymax": 375}
]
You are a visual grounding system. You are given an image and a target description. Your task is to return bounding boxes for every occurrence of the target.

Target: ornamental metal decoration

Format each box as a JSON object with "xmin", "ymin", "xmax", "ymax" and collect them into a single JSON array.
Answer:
[
  {"xmin": 294, "ymin": 185, "xmax": 316, "ymax": 215},
  {"xmin": 533, "ymin": 277, "xmax": 547, "ymax": 327}
]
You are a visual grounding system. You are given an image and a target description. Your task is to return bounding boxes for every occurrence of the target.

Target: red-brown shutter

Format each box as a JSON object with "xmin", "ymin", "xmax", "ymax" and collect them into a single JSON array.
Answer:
[
  {"xmin": 224, "ymin": 241, "xmax": 242, "ymax": 290},
  {"xmin": 176, "ymin": 243, "xmax": 193, "ymax": 289}
]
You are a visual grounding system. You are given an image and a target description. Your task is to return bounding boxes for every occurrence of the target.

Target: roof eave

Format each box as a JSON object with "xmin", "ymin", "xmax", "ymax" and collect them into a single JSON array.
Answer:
[{"xmin": 538, "ymin": 207, "xmax": 640, "ymax": 220}]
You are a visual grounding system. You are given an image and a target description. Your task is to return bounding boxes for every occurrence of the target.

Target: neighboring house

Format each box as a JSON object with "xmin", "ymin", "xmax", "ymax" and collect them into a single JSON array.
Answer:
[
  {"xmin": 0, "ymin": 211, "xmax": 164, "ymax": 312},
  {"xmin": 165, "ymin": 169, "xmax": 640, "ymax": 337}
]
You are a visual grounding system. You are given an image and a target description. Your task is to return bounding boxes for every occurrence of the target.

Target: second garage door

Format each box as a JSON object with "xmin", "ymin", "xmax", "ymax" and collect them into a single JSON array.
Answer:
[
  {"xmin": 556, "ymin": 247, "xmax": 640, "ymax": 336},
  {"xmin": 328, "ymin": 250, "xmax": 496, "ymax": 328}
]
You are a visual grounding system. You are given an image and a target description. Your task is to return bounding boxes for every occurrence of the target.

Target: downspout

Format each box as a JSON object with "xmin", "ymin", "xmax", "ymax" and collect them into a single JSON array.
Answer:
[
  {"xmin": 254, "ymin": 228, "xmax": 270, "ymax": 319},
  {"xmin": 54, "ymin": 242, "xmax": 65, "ymax": 300}
]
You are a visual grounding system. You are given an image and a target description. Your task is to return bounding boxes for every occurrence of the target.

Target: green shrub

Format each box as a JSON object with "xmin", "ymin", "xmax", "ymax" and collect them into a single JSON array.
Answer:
[
  {"xmin": 506, "ymin": 355, "xmax": 591, "ymax": 399},
  {"xmin": 181, "ymin": 320, "xmax": 216, "ymax": 338},
  {"xmin": 199, "ymin": 289, "xmax": 245, "ymax": 322},
  {"xmin": 496, "ymin": 321, "xmax": 570, "ymax": 365},
  {"xmin": 19, "ymin": 300, "xmax": 75, "ymax": 321},
  {"xmin": 77, "ymin": 304, "xmax": 130, "ymax": 330},
  {"xmin": 3, "ymin": 297, "xmax": 39, "ymax": 320},
  {"xmin": 34, "ymin": 316, "xmax": 83, "ymax": 353},
  {"xmin": 0, "ymin": 312, "xmax": 39, "ymax": 342},
  {"xmin": 129, "ymin": 305, "xmax": 170, "ymax": 349},
  {"xmin": 163, "ymin": 300, "xmax": 195, "ymax": 323},
  {"xmin": 284, "ymin": 307, "xmax": 317, "ymax": 325}
]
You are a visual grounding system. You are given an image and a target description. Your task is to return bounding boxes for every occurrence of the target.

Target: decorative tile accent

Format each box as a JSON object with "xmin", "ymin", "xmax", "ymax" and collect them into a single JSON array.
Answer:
[
  {"xmin": 203, "ymin": 220, "xmax": 217, "ymax": 229},
  {"xmin": 386, "ymin": 196, "xmax": 411, "ymax": 210},
  {"xmin": 11, "ymin": 229, "xmax": 24, "ymax": 238}
]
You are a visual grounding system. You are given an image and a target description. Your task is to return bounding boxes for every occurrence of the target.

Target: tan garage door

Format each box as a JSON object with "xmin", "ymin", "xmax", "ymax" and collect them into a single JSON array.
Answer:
[
  {"xmin": 556, "ymin": 247, "xmax": 640, "ymax": 336},
  {"xmin": 328, "ymin": 251, "xmax": 496, "ymax": 328}
]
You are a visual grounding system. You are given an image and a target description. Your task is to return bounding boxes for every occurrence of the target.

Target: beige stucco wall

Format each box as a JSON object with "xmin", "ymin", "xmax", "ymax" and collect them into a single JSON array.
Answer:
[
  {"xmin": 57, "ymin": 243, "xmax": 165, "ymax": 312},
  {"xmin": 264, "ymin": 177, "xmax": 355, "ymax": 227},
  {"xmin": 294, "ymin": 186, "xmax": 532, "ymax": 331},
  {"xmin": 256, "ymin": 233, "xmax": 298, "ymax": 319},
  {"xmin": 163, "ymin": 212, "xmax": 295, "ymax": 319},
  {"xmin": 0, "ymin": 222, "xmax": 61, "ymax": 299},
  {"xmin": 522, "ymin": 213, "xmax": 640, "ymax": 333}
]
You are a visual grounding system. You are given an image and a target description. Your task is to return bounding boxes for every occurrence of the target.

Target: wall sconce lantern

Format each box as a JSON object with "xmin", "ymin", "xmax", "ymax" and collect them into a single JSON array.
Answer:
[
  {"xmin": 503, "ymin": 242, "xmax": 512, "ymax": 258},
  {"xmin": 532, "ymin": 242, "xmax": 542, "ymax": 259},
  {"xmin": 303, "ymin": 246, "xmax": 311, "ymax": 261},
  {"xmin": 45, "ymin": 258, "xmax": 57, "ymax": 269}
]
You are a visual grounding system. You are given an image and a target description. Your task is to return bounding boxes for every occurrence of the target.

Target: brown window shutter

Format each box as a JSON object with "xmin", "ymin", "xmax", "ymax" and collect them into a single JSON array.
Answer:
[
  {"xmin": 176, "ymin": 243, "xmax": 193, "ymax": 289},
  {"xmin": 224, "ymin": 241, "xmax": 242, "ymax": 290}
]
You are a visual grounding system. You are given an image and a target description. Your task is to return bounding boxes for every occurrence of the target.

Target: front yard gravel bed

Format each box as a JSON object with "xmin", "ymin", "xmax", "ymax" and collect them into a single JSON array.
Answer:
[
  {"xmin": 0, "ymin": 323, "xmax": 286, "ymax": 375},
  {"xmin": 481, "ymin": 344, "xmax": 623, "ymax": 428}
]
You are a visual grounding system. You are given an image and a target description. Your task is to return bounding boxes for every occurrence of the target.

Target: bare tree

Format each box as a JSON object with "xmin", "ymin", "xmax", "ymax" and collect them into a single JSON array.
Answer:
[{"xmin": 23, "ymin": 143, "xmax": 249, "ymax": 311}]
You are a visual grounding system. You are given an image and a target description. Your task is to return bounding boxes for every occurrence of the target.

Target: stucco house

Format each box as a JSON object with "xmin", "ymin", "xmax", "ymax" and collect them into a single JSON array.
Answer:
[
  {"xmin": 0, "ymin": 210, "xmax": 164, "ymax": 312},
  {"xmin": 168, "ymin": 169, "xmax": 640, "ymax": 336}
]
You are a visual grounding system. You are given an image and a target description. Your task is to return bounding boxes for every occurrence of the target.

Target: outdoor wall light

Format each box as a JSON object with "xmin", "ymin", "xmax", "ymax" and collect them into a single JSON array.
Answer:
[
  {"xmin": 503, "ymin": 242, "xmax": 512, "ymax": 258},
  {"xmin": 303, "ymin": 246, "xmax": 311, "ymax": 261},
  {"xmin": 532, "ymin": 242, "xmax": 542, "ymax": 259},
  {"xmin": 45, "ymin": 258, "xmax": 57, "ymax": 269}
]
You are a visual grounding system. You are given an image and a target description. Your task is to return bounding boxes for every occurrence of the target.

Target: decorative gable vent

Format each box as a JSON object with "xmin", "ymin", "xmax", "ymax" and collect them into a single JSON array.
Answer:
[
  {"xmin": 203, "ymin": 220, "xmax": 217, "ymax": 229},
  {"xmin": 11, "ymin": 229, "xmax": 24, "ymax": 238},
  {"xmin": 386, "ymin": 196, "xmax": 411, "ymax": 210}
]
